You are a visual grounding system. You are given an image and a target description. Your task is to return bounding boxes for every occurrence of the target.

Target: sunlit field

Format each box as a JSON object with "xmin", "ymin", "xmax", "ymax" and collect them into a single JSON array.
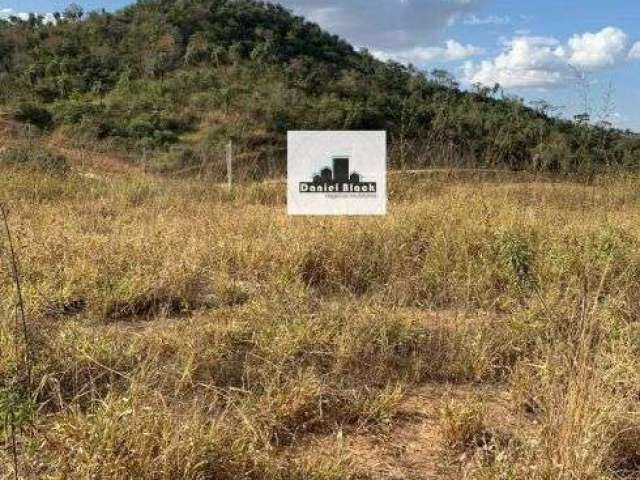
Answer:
[
  {"xmin": 1, "ymin": 0, "xmax": 640, "ymax": 476},
  {"xmin": 1, "ymin": 148, "xmax": 640, "ymax": 478}
]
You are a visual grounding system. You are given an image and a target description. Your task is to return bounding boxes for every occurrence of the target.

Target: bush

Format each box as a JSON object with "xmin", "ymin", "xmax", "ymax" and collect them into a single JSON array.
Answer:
[
  {"xmin": 77, "ymin": 116, "xmax": 114, "ymax": 139},
  {"xmin": 0, "ymin": 143, "xmax": 70, "ymax": 175},
  {"xmin": 51, "ymin": 101, "xmax": 101, "ymax": 124},
  {"xmin": 125, "ymin": 113, "xmax": 189, "ymax": 145},
  {"xmin": 12, "ymin": 102, "xmax": 53, "ymax": 129}
]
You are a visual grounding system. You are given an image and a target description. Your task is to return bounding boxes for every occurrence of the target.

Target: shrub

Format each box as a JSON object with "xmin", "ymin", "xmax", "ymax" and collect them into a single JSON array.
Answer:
[
  {"xmin": 0, "ymin": 386, "xmax": 34, "ymax": 437},
  {"xmin": 125, "ymin": 113, "xmax": 189, "ymax": 146},
  {"xmin": 12, "ymin": 102, "xmax": 53, "ymax": 129},
  {"xmin": 0, "ymin": 143, "xmax": 70, "ymax": 175},
  {"xmin": 496, "ymin": 230, "xmax": 537, "ymax": 288},
  {"xmin": 77, "ymin": 116, "xmax": 114, "ymax": 139},
  {"xmin": 441, "ymin": 399, "xmax": 489, "ymax": 452},
  {"xmin": 51, "ymin": 101, "xmax": 101, "ymax": 124}
]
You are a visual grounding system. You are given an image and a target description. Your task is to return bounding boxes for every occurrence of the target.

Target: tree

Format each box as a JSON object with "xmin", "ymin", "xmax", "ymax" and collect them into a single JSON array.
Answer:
[
  {"xmin": 574, "ymin": 113, "xmax": 591, "ymax": 125},
  {"xmin": 0, "ymin": 41, "xmax": 12, "ymax": 73},
  {"xmin": 530, "ymin": 99, "xmax": 562, "ymax": 117},
  {"xmin": 184, "ymin": 33, "xmax": 210, "ymax": 65},
  {"xmin": 430, "ymin": 69, "xmax": 459, "ymax": 90},
  {"xmin": 146, "ymin": 33, "xmax": 179, "ymax": 81},
  {"xmin": 228, "ymin": 43, "xmax": 245, "ymax": 65},
  {"xmin": 250, "ymin": 40, "xmax": 276, "ymax": 66},
  {"xmin": 92, "ymin": 79, "xmax": 107, "ymax": 104},
  {"xmin": 63, "ymin": 3, "xmax": 84, "ymax": 21}
]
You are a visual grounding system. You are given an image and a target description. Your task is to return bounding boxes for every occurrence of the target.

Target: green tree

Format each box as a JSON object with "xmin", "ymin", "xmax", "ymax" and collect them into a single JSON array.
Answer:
[
  {"xmin": 184, "ymin": 33, "xmax": 210, "ymax": 65},
  {"xmin": 63, "ymin": 3, "xmax": 84, "ymax": 21}
]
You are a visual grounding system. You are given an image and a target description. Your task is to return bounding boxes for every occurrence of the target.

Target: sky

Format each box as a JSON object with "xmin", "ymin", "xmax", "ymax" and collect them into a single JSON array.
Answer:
[{"xmin": 2, "ymin": 0, "xmax": 639, "ymax": 131}]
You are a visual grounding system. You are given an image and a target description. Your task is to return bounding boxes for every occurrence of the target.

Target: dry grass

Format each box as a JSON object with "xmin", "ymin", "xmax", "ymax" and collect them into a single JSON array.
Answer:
[{"xmin": 1, "ymin": 151, "xmax": 640, "ymax": 479}]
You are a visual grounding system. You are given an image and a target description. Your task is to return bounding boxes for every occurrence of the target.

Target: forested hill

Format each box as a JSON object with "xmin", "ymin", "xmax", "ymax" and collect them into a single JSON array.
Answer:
[{"xmin": 1, "ymin": 0, "xmax": 639, "ymax": 175}]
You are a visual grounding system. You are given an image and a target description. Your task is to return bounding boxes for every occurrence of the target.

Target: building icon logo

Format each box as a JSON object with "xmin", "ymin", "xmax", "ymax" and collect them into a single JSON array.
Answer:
[
  {"xmin": 288, "ymin": 131, "xmax": 386, "ymax": 216},
  {"xmin": 300, "ymin": 155, "xmax": 377, "ymax": 193}
]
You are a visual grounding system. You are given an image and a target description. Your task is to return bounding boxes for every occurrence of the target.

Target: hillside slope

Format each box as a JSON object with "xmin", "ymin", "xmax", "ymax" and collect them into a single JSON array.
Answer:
[{"xmin": 1, "ymin": 0, "xmax": 639, "ymax": 175}]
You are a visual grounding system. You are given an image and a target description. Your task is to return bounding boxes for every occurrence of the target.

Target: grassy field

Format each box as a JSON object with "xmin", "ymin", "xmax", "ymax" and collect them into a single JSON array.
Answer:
[{"xmin": 1, "ymin": 144, "xmax": 640, "ymax": 479}]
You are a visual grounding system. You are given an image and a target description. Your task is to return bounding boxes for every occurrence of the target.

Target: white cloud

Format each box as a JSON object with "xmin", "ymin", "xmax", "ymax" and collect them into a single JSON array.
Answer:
[
  {"xmin": 465, "ymin": 27, "xmax": 637, "ymax": 89},
  {"xmin": 374, "ymin": 40, "xmax": 483, "ymax": 64},
  {"xmin": 279, "ymin": 0, "xmax": 482, "ymax": 50},
  {"xmin": 464, "ymin": 36, "xmax": 569, "ymax": 88},
  {"xmin": 0, "ymin": 8, "xmax": 28, "ymax": 20},
  {"xmin": 567, "ymin": 27, "xmax": 628, "ymax": 70},
  {"xmin": 0, "ymin": 8, "xmax": 55, "ymax": 23},
  {"xmin": 629, "ymin": 42, "xmax": 640, "ymax": 59},
  {"xmin": 463, "ymin": 14, "xmax": 510, "ymax": 26}
]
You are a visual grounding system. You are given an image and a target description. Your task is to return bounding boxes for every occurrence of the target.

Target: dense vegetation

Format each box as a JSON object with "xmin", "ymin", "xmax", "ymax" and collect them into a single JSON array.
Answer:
[{"xmin": 1, "ymin": 0, "xmax": 639, "ymax": 175}]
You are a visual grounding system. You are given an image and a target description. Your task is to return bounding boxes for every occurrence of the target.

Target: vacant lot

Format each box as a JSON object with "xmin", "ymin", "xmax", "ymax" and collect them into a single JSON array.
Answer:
[{"xmin": 1, "ymin": 154, "xmax": 640, "ymax": 479}]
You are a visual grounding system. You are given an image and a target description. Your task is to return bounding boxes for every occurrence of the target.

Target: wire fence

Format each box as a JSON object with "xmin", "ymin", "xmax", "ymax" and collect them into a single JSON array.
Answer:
[{"xmin": 0, "ymin": 114, "xmax": 536, "ymax": 185}]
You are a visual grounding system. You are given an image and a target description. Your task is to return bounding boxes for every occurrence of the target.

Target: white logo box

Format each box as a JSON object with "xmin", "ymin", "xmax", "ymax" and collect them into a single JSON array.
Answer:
[{"xmin": 287, "ymin": 131, "xmax": 387, "ymax": 216}]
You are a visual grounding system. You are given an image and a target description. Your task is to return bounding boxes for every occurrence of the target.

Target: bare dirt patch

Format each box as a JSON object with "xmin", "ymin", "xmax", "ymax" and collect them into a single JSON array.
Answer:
[
  {"xmin": 48, "ymin": 143, "xmax": 145, "ymax": 176},
  {"xmin": 286, "ymin": 383, "xmax": 522, "ymax": 479}
]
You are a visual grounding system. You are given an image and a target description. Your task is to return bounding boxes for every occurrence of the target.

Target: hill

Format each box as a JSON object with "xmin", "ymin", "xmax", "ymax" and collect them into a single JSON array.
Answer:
[{"xmin": 1, "ymin": 0, "xmax": 638, "ymax": 176}]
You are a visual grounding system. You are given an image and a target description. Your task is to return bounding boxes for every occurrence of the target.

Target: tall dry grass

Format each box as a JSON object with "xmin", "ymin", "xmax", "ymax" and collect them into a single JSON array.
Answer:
[{"xmin": 1, "ymin": 159, "xmax": 639, "ymax": 478}]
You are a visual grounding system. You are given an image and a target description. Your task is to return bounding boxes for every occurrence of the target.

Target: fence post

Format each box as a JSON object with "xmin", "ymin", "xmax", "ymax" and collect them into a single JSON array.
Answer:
[
  {"xmin": 142, "ymin": 147, "xmax": 147, "ymax": 173},
  {"xmin": 226, "ymin": 140, "xmax": 233, "ymax": 190}
]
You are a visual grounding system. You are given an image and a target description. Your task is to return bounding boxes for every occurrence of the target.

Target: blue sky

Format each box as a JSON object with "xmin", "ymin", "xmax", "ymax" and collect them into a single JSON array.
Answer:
[{"xmin": 2, "ymin": 0, "xmax": 639, "ymax": 130}]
